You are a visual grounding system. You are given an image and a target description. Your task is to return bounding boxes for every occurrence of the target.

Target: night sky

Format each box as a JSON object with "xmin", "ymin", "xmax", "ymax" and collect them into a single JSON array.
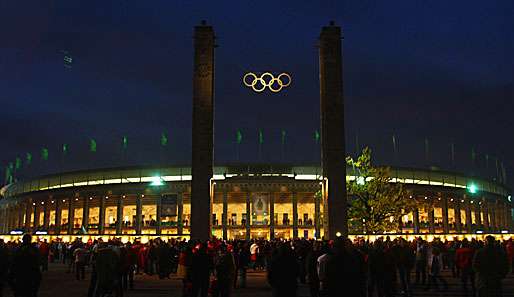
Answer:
[{"xmin": 1, "ymin": 1, "xmax": 513, "ymax": 187}]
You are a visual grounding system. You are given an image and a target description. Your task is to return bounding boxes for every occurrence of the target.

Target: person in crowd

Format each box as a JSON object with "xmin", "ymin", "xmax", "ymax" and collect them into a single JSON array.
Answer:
[
  {"xmin": 74, "ymin": 243, "xmax": 89, "ymax": 280},
  {"xmin": 473, "ymin": 235, "xmax": 509, "ymax": 297},
  {"xmin": 393, "ymin": 237, "xmax": 414, "ymax": 297},
  {"xmin": 0, "ymin": 239, "xmax": 9, "ymax": 297},
  {"xmin": 367, "ymin": 239, "xmax": 387, "ymax": 297},
  {"xmin": 305, "ymin": 242, "xmax": 323, "ymax": 297},
  {"xmin": 455, "ymin": 238, "xmax": 476, "ymax": 296},
  {"xmin": 191, "ymin": 242, "xmax": 211, "ymax": 297},
  {"xmin": 215, "ymin": 244, "xmax": 236, "ymax": 297},
  {"xmin": 235, "ymin": 242, "xmax": 250, "ymax": 288},
  {"xmin": 8, "ymin": 234, "xmax": 41, "ymax": 297},
  {"xmin": 506, "ymin": 238, "xmax": 514, "ymax": 274},
  {"xmin": 425, "ymin": 243, "xmax": 448, "ymax": 292},
  {"xmin": 157, "ymin": 239, "xmax": 172, "ymax": 279},
  {"xmin": 414, "ymin": 238, "xmax": 428, "ymax": 286},
  {"xmin": 267, "ymin": 242, "xmax": 299, "ymax": 297},
  {"xmin": 38, "ymin": 239, "xmax": 50, "ymax": 272}
]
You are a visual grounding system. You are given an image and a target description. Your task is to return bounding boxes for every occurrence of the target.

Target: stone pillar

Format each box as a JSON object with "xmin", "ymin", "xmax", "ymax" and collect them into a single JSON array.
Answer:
[
  {"xmin": 116, "ymin": 196, "xmax": 123, "ymax": 235},
  {"xmin": 482, "ymin": 200, "xmax": 490, "ymax": 232},
  {"xmin": 82, "ymin": 197, "xmax": 89, "ymax": 230},
  {"xmin": 490, "ymin": 201, "xmax": 497, "ymax": 231},
  {"xmin": 413, "ymin": 208, "xmax": 420, "ymax": 234},
  {"xmin": 67, "ymin": 199, "xmax": 74, "ymax": 234},
  {"xmin": 25, "ymin": 201, "xmax": 32, "ymax": 231},
  {"xmin": 455, "ymin": 200, "xmax": 462, "ymax": 233},
  {"xmin": 269, "ymin": 192, "xmax": 275, "ymax": 240},
  {"xmin": 222, "ymin": 191, "xmax": 228, "ymax": 240},
  {"xmin": 17, "ymin": 205, "xmax": 24, "ymax": 230},
  {"xmin": 55, "ymin": 199, "xmax": 61, "ymax": 234},
  {"xmin": 156, "ymin": 195, "xmax": 162, "ymax": 235},
  {"xmin": 319, "ymin": 22, "xmax": 347, "ymax": 239},
  {"xmin": 98, "ymin": 197, "xmax": 105, "ymax": 234},
  {"xmin": 465, "ymin": 200, "xmax": 472, "ymax": 233},
  {"xmin": 314, "ymin": 190, "xmax": 321, "ymax": 239},
  {"xmin": 190, "ymin": 21, "xmax": 215, "ymax": 241},
  {"xmin": 177, "ymin": 192, "xmax": 184, "ymax": 235},
  {"xmin": 136, "ymin": 195, "xmax": 142, "ymax": 234},
  {"xmin": 292, "ymin": 191, "xmax": 298, "ymax": 238},
  {"xmin": 33, "ymin": 203, "xmax": 39, "ymax": 231},
  {"xmin": 43, "ymin": 199, "xmax": 49, "ymax": 229},
  {"xmin": 428, "ymin": 205, "xmax": 435, "ymax": 234},
  {"xmin": 498, "ymin": 202, "xmax": 505, "ymax": 230},
  {"xmin": 474, "ymin": 202, "xmax": 482, "ymax": 230},
  {"xmin": 442, "ymin": 197, "xmax": 449, "ymax": 233},
  {"xmin": 245, "ymin": 191, "xmax": 251, "ymax": 240}
]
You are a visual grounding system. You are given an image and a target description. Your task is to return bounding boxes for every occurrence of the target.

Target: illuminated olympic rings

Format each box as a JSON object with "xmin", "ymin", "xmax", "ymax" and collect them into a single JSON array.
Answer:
[{"xmin": 243, "ymin": 72, "xmax": 292, "ymax": 93}]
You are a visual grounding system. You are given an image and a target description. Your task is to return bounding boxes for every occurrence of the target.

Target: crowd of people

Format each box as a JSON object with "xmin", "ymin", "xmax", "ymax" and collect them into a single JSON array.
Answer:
[{"xmin": 0, "ymin": 234, "xmax": 513, "ymax": 297}]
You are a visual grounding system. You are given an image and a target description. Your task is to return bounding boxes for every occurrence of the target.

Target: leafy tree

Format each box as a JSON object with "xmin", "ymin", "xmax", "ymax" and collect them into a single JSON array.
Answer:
[{"xmin": 346, "ymin": 147, "xmax": 415, "ymax": 234}]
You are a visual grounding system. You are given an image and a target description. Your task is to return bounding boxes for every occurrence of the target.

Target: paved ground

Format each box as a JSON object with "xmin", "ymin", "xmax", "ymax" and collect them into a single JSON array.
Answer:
[{"xmin": 3, "ymin": 263, "xmax": 514, "ymax": 297}]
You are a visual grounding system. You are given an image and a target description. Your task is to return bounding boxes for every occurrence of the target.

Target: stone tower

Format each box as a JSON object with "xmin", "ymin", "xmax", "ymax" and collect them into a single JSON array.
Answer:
[
  {"xmin": 319, "ymin": 22, "xmax": 348, "ymax": 239},
  {"xmin": 191, "ymin": 21, "xmax": 215, "ymax": 240}
]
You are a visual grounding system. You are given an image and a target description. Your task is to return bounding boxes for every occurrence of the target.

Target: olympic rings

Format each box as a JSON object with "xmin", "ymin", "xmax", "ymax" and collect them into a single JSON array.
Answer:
[{"xmin": 243, "ymin": 72, "xmax": 292, "ymax": 93}]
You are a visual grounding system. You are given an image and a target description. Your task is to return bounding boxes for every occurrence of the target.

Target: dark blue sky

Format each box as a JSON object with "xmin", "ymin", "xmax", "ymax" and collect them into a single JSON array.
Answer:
[{"xmin": 1, "ymin": 1, "xmax": 513, "ymax": 186}]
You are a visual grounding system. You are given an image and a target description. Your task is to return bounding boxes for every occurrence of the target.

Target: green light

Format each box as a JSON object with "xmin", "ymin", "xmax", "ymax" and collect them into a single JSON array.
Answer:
[
  {"xmin": 468, "ymin": 183, "xmax": 478, "ymax": 194},
  {"xmin": 150, "ymin": 176, "xmax": 164, "ymax": 186}
]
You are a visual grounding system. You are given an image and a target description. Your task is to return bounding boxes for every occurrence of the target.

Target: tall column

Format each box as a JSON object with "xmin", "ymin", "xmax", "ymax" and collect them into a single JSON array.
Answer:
[
  {"xmin": 43, "ymin": 199, "xmax": 49, "ymax": 230},
  {"xmin": 292, "ymin": 191, "xmax": 298, "ymax": 238},
  {"xmin": 413, "ymin": 208, "xmax": 420, "ymax": 234},
  {"xmin": 314, "ymin": 191, "xmax": 321, "ymax": 239},
  {"xmin": 156, "ymin": 195, "xmax": 162, "ymax": 235},
  {"xmin": 116, "ymin": 196, "xmax": 123, "ymax": 235},
  {"xmin": 98, "ymin": 197, "xmax": 105, "ymax": 234},
  {"xmin": 490, "ymin": 201, "xmax": 497, "ymax": 232},
  {"xmin": 33, "ymin": 203, "xmax": 39, "ymax": 231},
  {"xmin": 82, "ymin": 197, "xmax": 89, "ymax": 230},
  {"xmin": 455, "ymin": 200, "xmax": 462, "ymax": 233},
  {"xmin": 190, "ymin": 21, "xmax": 215, "ymax": 241},
  {"xmin": 482, "ymin": 200, "xmax": 490, "ymax": 232},
  {"xmin": 442, "ymin": 197, "xmax": 449, "ymax": 233},
  {"xmin": 17, "ymin": 205, "xmax": 24, "ymax": 230},
  {"xmin": 136, "ymin": 195, "xmax": 142, "ymax": 234},
  {"xmin": 245, "ymin": 191, "xmax": 251, "ymax": 240},
  {"xmin": 319, "ymin": 22, "xmax": 347, "ymax": 239},
  {"xmin": 498, "ymin": 202, "xmax": 505, "ymax": 230},
  {"xmin": 506, "ymin": 205, "xmax": 513, "ymax": 231},
  {"xmin": 25, "ymin": 201, "xmax": 32, "ymax": 231},
  {"xmin": 269, "ymin": 192, "xmax": 275, "ymax": 240},
  {"xmin": 67, "ymin": 199, "xmax": 74, "ymax": 234},
  {"xmin": 465, "ymin": 200, "xmax": 472, "ymax": 233},
  {"xmin": 222, "ymin": 191, "xmax": 228, "ymax": 240},
  {"xmin": 474, "ymin": 202, "xmax": 482, "ymax": 230},
  {"xmin": 428, "ymin": 205, "xmax": 435, "ymax": 234},
  {"xmin": 55, "ymin": 199, "xmax": 61, "ymax": 234},
  {"xmin": 177, "ymin": 192, "xmax": 183, "ymax": 235}
]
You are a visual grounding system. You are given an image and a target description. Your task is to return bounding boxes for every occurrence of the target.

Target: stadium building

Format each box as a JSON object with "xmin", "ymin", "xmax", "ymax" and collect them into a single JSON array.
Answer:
[{"xmin": 0, "ymin": 164, "xmax": 512, "ymax": 240}]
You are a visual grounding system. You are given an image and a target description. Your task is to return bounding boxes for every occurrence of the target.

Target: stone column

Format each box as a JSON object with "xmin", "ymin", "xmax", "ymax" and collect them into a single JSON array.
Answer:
[
  {"xmin": 136, "ymin": 195, "xmax": 142, "ymax": 234},
  {"xmin": 67, "ymin": 199, "xmax": 74, "ymax": 234},
  {"xmin": 222, "ymin": 191, "xmax": 228, "ymax": 240},
  {"xmin": 442, "ymin": 197, "xmax": 449, "ymax": 233},
  {"xmin": 43, "ymin": 199, "xmax": 49, "ymax": 230},
  {"xmin": 25, "ymin": 201, "xmax": 32, "ymax": 231},
  {"xmin": 292, "ymin": 191, "xmax": 298, "ymax": 238},
  {"xmin": 269, "ymin": 192, "xmax": 275, "ymax": 240},
  {"xmin": 98, "ymin": 197, "xmax": 105, "ymax": 234},
  {"xmin": 17, "ymin": 205, "xmax": 24, "ymax": 230},
  {"xmin": 490, "ymin": 201, "xmax": 497, "ymax": 231},
  {"xmin": 156, "ymin": 195, "xmax": 162, "ymax": 235},
  {"xmin": 413, "ymin": 208, "xmax": 420, "ymax": 234},
  {"xmin": 482, "ymin": 200, "xmax": 489, "ymax": 232},
  {"xmin": 465, "ymin": 200, "xmax": 473, "ymax": 233},
  {"xmin": 319, "ymin": 22, "xmax": 347, "ymax": 239},
  {"xmin": 245, "ymin": 190, "xmax": 251, "ymax": 240},
  {"xmin": 498, "ymin": 202, "xmax": 505, "ymax": 230},
  {"xmin": 82, "ymin": 197, "xmax": 89, "ymax": 230},
  {"xmin": 428, "ymin": 205, "xmax": 435, "ymax": 234},
  {"xmin": 190, "ymin": 21, "xmax": 215, "ymax": 241},
  {"xmin": 33, "ymin": 203, "xmax": 39, "ymax": 231},
  {"xmin": 116, "ymin": 196, "xmax": 123, "ymax": 235},
  {"xmin": 55, "ymin": 199, "xmax": 61, "ymax": 234},
  {"xmin": 314, "ymin": 190, "xmax": 321, "ymax": 239},
  {"xmin": 474, "ymin": 202, "xmax": 482, "ymax": 230},
  {"xmin": 455, "ymin": 200, "xmax": 462, "ymax": 233},
  {"xmin": 177, "ymin": 192, "xmax": 184, "ymax": 235}
]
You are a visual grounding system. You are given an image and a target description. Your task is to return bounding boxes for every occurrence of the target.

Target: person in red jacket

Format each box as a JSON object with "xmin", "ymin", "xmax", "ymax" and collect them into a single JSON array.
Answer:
[
  {"xmin": 39, "ymin": 239, "xmax": 50, "ymax": 272},
  {"xmin": 506, "ymin": 239, "xmax": 514, "ymax": 274},
  {"xmin": 455, "ymin": 239, "xmax": 475, "ymax": 297}
]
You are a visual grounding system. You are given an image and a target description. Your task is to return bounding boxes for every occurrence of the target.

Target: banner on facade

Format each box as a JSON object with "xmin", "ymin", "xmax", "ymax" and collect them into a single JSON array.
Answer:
[
  {"xmin": 161, "ymin": 194, "xmax": 178, "ymax": 217},
  {"xmin": 252, "ymin": 194, "xmax": 269, "ymax": 216}
]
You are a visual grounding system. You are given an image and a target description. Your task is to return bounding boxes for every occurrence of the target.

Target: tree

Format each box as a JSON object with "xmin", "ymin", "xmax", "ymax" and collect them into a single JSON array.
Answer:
[{"xmin": 346, "ymin": 147, "xmax": 415, "ymax": 234}]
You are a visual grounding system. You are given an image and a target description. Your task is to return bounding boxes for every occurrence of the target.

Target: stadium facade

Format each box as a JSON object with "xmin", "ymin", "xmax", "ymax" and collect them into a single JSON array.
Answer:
[{"xmin": 0, "ymin": 164, "xmax": 512, "ymax": 240}]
